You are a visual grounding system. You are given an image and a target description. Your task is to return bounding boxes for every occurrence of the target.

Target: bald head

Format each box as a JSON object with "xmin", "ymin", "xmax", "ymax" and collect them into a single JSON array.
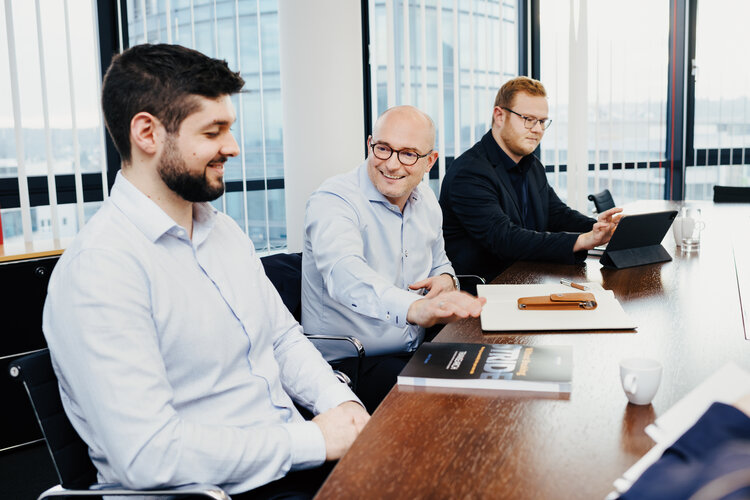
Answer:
[{"xmin": 373, "ymin": 105, "xmax": 436, "ymax": 152}]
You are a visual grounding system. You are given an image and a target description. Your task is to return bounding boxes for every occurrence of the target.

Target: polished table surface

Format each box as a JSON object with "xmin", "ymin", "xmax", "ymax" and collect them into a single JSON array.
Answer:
[{"xmin": 315, "ymin": 201, "xmax": 750, "ymax": 500}]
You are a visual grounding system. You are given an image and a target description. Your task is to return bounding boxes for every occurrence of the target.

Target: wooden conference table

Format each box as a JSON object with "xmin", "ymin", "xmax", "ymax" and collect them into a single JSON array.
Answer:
[{"xmin": 316, "ymin": 201, "xmax": 750, "ymax": 500}]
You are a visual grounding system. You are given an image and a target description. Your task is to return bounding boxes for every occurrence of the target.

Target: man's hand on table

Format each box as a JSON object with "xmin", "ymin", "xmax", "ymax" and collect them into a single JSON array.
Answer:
[{"xmin": 313, "ymin": 401, "xmax": 370, "ymax": 461}]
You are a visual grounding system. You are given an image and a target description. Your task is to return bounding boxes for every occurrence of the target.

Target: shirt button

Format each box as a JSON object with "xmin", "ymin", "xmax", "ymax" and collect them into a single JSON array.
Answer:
[{"xmin": 404, "ymin": 250, "xmax": 408, "ymax": 257}]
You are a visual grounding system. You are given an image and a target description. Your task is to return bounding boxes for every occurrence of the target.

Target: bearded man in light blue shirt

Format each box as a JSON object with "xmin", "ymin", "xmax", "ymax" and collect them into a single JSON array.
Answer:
[
  {"xmin": 42, "ymin": 44, "xmax": 369, "ymax": 499},
  {"xmin": 302, "ymin": 105, "xmax": 485, "ymax": 412}
]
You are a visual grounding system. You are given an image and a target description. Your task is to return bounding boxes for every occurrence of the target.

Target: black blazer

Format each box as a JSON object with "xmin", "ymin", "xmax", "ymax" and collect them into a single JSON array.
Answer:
[{"xmin": 439, "ymin": 131, "xmax": 595, "ymax": 281}]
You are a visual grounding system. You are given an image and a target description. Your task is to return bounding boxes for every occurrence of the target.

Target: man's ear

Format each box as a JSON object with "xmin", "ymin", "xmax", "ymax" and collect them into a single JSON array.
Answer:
[
  {"xmin": 130, "ymin": 112, "xmax": 161, "ymax": 157},
  {"xmin": 424, "ymin": 150, "xmax": 439, "ymax": 172},
  {"xmin": 492, "ymin": 106, "xmax": 505, "ymax": 127}
]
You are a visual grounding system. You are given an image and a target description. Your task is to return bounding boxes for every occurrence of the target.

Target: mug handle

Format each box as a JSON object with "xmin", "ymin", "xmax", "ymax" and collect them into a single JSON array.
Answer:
[
  {"xmin": 623, "ymin": 373, "xmax": 638, "ymax": 395},
  {"xmin": 696, "ymin": 221, "xmax": 706, "ymax": 230}
]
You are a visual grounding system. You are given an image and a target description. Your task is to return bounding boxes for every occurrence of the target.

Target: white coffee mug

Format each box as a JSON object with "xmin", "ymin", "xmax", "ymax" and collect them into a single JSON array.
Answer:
[{"xmin": 619, "ymin": 358, "xmax": 662, "ymax": 405}]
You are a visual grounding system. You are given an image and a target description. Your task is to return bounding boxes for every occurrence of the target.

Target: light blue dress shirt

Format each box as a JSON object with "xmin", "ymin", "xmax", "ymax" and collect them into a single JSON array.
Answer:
[
  {"xmin": 42, "ymin": 172, "xmax": 357, "ymax": 494},
  {"xmin": 301, "ymin": 162, "xmax": 454, "ymax": 360}
]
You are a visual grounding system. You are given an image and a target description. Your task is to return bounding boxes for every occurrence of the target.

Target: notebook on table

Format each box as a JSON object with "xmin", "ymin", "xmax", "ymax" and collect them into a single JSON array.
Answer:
[{"xmin": 477, "ymin": 283, "xmax": 636, "ymax": 332}]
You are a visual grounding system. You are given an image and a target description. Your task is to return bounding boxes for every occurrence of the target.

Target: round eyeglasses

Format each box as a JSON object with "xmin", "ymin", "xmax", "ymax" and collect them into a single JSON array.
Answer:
[
  {"xmin": 502, "ymin": 107, "xmax": 552, "ymax": 130},
  {"xmin": 370, "ymin": 142, "xmax": 432, "ymax": 166}
]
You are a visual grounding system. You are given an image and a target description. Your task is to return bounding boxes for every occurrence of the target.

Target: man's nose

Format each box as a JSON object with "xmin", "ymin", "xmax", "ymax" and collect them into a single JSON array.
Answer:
[
  {"xmin": 222, "ymin": 133, "xmax": 240, "ymax": 157},
  {"xmin": 384, "ymin": 152, "xmax": 402, "ymax": 170}
]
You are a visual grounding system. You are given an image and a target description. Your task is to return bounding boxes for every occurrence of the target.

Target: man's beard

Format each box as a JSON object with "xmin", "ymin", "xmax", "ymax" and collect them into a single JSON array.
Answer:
[
  {"xmin": 157, "ymin": 137, "xmax": 225, "ymax": 202},
  {"xmin": 500, "ymin": 126, "xmax": 538, "ymax": 159}
]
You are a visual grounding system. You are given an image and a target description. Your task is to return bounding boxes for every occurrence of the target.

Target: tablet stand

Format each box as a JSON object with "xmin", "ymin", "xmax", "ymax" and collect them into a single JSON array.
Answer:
[{"xmin": 600, "ymin": 244, "xmax": 672, "ymax": 269}]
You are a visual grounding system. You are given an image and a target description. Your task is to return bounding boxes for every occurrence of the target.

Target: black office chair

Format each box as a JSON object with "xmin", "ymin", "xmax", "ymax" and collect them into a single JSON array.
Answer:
[
  {"xmin": 713, "ymin": 185, "xmax": 750, "ymax": 203},
  {"xmin": 588, "ymin": 189, "xmax": 616, "ymax": 213},
  {"xmin": 8, "ymin": 349, "xmax": 230, "ymax": 499},
  {"xmin": 260, "ymin": 252, "xmax": 364, "ymax": 391}
]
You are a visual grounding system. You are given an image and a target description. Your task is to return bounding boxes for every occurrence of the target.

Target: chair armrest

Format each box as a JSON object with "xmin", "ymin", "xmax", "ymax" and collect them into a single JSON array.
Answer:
[
  {"xmin": 304, "ymin": 335, "xmax": 365, "ymax": 359},
  {"xmin": 332, "ymin": 370, "xmax": 352, "ymax": 386},
  {"xmin": 305, "ymin": 335, "xmax": 365, "ymax": 392},
  {"xmin": 456, "ymin": 274, "xmax": 486, "ymax": 295},
  {"xmin": 39, "ymin": 483, "xmax": 230, "ymax": 499}
]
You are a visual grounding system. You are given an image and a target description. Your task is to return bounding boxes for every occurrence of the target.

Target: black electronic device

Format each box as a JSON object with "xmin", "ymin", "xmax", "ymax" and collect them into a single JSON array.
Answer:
[{"xmin": 599, "ymin": 210, "xmax": 678, "ymax": 269}]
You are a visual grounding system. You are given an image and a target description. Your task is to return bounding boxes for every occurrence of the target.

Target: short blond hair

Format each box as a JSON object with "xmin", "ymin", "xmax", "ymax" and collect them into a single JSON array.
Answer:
[{"xmin": 494, "ymin": 76, "xmax": 547, "ymax": 109}]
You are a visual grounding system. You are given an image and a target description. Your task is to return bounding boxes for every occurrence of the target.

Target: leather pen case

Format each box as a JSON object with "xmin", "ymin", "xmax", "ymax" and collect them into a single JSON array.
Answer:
[{"xmin": 518, "ymin": 292, "xmax": 597, "ymax": 310}]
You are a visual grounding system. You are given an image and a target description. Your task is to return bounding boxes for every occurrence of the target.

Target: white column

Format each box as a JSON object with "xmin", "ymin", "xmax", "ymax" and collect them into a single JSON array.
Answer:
[
  {"xmin": 567, "ymin": 0, "xmax": 588, "ymax": 211},
  {"xmin": 278, "ymin": 0, "xmax": 366, "ymax": 252}
]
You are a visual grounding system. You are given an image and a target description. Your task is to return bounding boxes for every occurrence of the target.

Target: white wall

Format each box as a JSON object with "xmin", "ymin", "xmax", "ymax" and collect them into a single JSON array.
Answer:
[{"xmin": 279, "ymin": 0, "xmax": 366, "ymax": 252}]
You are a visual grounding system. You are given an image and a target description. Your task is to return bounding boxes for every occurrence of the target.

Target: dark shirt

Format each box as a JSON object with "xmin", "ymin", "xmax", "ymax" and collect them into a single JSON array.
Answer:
[
  {"xmin": 620, "ymin": 402, "xmax": 750, "ymax": 500},
  {"xmin": 504, "ymin": 151, "xmax": 537, "ymax": 231},
  {"xmin": 439, "ymin": 130, "xmax": 595, "ymax": 281}
]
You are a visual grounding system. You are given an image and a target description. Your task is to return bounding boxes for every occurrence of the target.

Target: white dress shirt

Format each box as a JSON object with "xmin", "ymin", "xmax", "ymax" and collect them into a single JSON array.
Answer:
[
  {"xmin": 301, "ymin": 163, "xmax": 454, "ymax": 360},
  {"xmin": 42, "ymin": 172, "xmax": 356, "ymax": 494}
]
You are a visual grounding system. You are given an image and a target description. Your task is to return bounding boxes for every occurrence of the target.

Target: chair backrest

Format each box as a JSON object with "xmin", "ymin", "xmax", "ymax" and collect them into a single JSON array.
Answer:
[
  {"xmin": 260, "ymin": 252, "xmax": 303, "ymax": 320},
  {"xmin": 587, "ymin": 189, "xmax": 616, "ymax": 213},
  {"xmin": 8, "ymin": 349, "xmax": 98, "ymax": 490},
  {"xmin": 713, "ymin": 185, "xmax": 750, "ymax": 203}
]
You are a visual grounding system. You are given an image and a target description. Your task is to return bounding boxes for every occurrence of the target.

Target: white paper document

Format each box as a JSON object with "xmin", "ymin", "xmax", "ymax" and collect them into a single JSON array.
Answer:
[{"xmin": 477, "ymin": 283, "xmax": 636, "ymax": 332}]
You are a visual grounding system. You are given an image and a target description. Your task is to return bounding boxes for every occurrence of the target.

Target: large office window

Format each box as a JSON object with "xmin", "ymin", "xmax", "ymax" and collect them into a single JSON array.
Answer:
[
  {"xmin": 368, "ymin": 0, "xmax": 519, "ymax": 193},
  {"xmin": 0, "ymin": 0, "xmax": 107, "ymax": 246},
  {"xmin": 538, "ymin": 0, "xmax": 670, "ymax": 209},
  {"xmin": 125, "ymin": 0, "xmax": 286, "ymax": 252},
  {"xmin": 687, "ymin": 0, "xmax": 750, "ymax": 199}
]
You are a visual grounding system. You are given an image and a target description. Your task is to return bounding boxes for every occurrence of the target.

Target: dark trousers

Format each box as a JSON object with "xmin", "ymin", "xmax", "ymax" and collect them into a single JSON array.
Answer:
[{"xmin": 335, "ymin": 327, "xmax": 444, "ymax": 413}]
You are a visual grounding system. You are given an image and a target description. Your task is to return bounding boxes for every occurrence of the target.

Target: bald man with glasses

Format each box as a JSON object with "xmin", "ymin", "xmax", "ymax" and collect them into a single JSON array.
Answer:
[
  {"xmin": 302, "ymin": 105, "xmax": 485, "ymax": 412},
  {"xmin": 440, "ymin": 76, "xmax": 622, "ymax": 282}
]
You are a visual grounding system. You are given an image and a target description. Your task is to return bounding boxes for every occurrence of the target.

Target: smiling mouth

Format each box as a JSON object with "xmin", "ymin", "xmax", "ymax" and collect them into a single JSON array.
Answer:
[{"xmin": 381, "ymin": 171, "xmax": 405, "ymax": 180}]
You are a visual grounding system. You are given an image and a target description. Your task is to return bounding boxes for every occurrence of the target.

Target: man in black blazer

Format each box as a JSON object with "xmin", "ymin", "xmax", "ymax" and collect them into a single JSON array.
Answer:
[{"xmin": 440, "ymin": 76, "xmax": 621, "ymax": 281}]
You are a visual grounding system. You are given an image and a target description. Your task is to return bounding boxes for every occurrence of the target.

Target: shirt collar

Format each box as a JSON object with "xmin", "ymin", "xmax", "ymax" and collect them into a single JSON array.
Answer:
[
  {"xmin": 358, "ymin": 161, "xmax": 421, "ymax": 209},
  {"xmin": 109, "ymin": 171, "xmax": 217, "ymax": 244}
]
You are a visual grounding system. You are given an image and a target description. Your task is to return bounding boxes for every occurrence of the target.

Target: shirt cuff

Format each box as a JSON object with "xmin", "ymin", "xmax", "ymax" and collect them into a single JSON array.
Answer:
[
  {"xmin": 430, "ymin": 263, "xmax": 455, "ymax": 278},
  {"xmin": 313, "ymin": 381, "xmax": 363, "ymax": 414},
  {"xmin": 381, "ymin": 287, "xmax": 422, "ymax": 328},
  {"xmin": 284, "ymin": 421, "xmax": 326, "ymax": 471}
]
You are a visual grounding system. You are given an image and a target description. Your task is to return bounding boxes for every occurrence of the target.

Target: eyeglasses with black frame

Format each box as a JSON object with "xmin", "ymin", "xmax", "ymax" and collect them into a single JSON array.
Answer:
[
  {"xmin": 370, "ymin": 142, "xmax": 432, "ymax": 166},
  {"xmin": 501, "ymin": 107, "xmax": 552, "ymax": 130}
]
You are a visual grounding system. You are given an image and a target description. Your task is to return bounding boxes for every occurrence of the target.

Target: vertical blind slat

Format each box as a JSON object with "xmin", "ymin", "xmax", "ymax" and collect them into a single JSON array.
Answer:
[
  {"xmin": 140, "ymin": 0, "xmax": 147, "ymax": 41},
  {"xmin": 34, "ymin": 0, "xmax": 61, "ymax": 240},
  {"xmin": 165, "ymin": 0, "xmax": 172, "ymax": 43},
  {"xmin": 234, "ymin": 0, "xmax": 249, "ymax": 234},
  {"xmin": 255, "ymin": 0, "xmax": 271, "ymax": 253},
  {"xmin": 368, "ymin": 0, "xmax": 378, "ymax": 121},
  {"xmin": 451, "ymin": 0, "xmax": 459, "ymax": 158},
  {"xmin": 468, "ymin": 0, "xmax": 475, "ymax": 147},
  {"xmin": 402, "ymin": 0, "xmax": 410, "ymax": 105},
  {"xmin": 385, "ymin": 0, "xmax": 396, "ymax": 108},
  {"xmin": 4, "ymin": 0, "xmax": 33, "ymax": 243},
  {"xmin": 436, "ymin": 0, "xmax": 447, "ymax": 181},
  {"xmin": 63, "ymin": 0, "xmax": 86, "ymax": 230}
]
